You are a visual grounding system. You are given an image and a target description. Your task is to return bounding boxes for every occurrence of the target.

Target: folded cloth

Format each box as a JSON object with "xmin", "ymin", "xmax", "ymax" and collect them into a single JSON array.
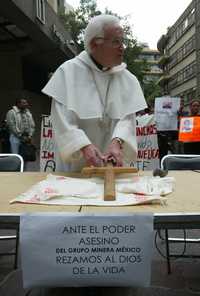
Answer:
[
  {"xmin": 12, "ymin": 174, "xmax": 101, "ymax": 201},
  {"xmin": 117, "ymin": 176, "xmax": 175, "ymax": 196},
  {"xmin": 10, "ymin": 174, "xmax": 175, "ymax": 207}
]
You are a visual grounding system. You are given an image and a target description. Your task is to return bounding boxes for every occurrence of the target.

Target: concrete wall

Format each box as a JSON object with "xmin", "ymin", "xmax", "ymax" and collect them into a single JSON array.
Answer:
[
  {"xmin": 48, "ymin": 0, "xmax": 58, "ymax": 13},
  {"xmin": 0, "ymin": 52, "xmax": 51, "ymax": 149},
  {"xmin": 170, "ymin": 77, "xmax": 197, "ymax": 96},
  {"xmin": 169, "ymin": 26, "xmax": 195, "ymax": 55},
  {"xmin": 170, "ymin": 51, "xmax": 196, "ymax": 75},
  {"xmin": 0, "ymin": 54, "xmax": 23, "ymax": 90},
  {"xmin": 0, "ymin": 0, "xmax": 75, "ymax": 154},
  {"xmin": 0, "ymin": 50, "xmax": 50, "ymax": 150}
]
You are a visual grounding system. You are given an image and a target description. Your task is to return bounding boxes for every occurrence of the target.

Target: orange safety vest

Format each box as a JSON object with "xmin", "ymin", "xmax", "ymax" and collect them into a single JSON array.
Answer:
[{"xmin": 179, "ymin": 116, "xmax": 200, "ymax": 142}]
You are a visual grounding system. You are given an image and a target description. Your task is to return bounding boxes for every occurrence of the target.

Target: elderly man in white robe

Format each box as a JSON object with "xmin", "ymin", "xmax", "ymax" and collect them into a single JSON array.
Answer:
[{"xmin": 42, "ymin": 14, "xmax": 146, "ymax": 172}]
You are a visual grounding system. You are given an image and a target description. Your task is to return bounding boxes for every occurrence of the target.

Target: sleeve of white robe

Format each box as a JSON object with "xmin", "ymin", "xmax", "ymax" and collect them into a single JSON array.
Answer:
[
  {"xmin": 51, "ymin": 100, "xmax": 91, "ymax": 162},
  {"xmin": 112, "ymin": 114, "xmax": 137, "ymax": 162}
]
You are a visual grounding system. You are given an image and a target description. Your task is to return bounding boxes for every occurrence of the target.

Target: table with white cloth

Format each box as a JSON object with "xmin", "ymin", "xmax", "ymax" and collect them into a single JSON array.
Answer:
[
  {"xmin": 0, "ymin": 171, "xmax": 200, "ymax": 228},
  {"xmin": 1, "ymin": 170, "xmax": 200, "ymax": 277}
]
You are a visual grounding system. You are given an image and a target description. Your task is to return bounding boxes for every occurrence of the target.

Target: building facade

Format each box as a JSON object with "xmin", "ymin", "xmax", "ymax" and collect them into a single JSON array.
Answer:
[
  {"xmin": 48, "ymin": 0, "xmax": 73, "ymax": 14},
  {"xmin": 0, "ymin": 0, "xmax": 76, "ymax": 148},
  {"xmin": 138, "ymin": 46, "xmax": 163, "ymax": 83},
  {"xmin": 157, "ymin": 0, "xmax": 199, "ymax": 103}
]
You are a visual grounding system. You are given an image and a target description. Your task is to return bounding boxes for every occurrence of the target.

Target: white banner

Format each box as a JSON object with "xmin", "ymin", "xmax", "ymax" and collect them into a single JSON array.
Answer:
[
  {"xmin": 154, "ymin": 96, "xmax": 180, "ymax": 131},
  {"xmin": 130, "ymin": 114, "xmax": 159, "ymax": 170},
  {"xmin": 40, "ymin": 115, "xmax": 159, "ymax": 171},
  {"xmin": 40, "ymin": 115, "xmax": 56, "ymax": 172},
  {"xmin": 20, "ymin": 213, "xmax": 153, "ymax": 288}
]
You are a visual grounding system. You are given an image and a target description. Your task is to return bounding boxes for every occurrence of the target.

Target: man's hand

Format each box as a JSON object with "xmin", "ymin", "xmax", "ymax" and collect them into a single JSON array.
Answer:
[
  {"xmin": 81, "ymin": 144, "xmax": 105, "ymax": 167},
  {"xmin": 104, "ymin": 139, "xmax": 123, "ymax": 167}
]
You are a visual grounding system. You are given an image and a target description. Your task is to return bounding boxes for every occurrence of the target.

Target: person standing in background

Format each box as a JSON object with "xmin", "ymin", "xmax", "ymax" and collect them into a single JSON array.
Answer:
[
  {"xmin": 6, "ymin": 98, "xmax": 35, "ymax": 155},
  {"xmin": 181, "ymin": 99, "xmax": 200, "ymax": 154}
]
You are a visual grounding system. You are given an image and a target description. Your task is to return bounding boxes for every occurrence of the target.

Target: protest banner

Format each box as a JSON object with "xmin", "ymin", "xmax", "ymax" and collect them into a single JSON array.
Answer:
[
  {"xmin": 40, "ymin": 115, "xmax": 56, "ymax": 172},
  {"xmin": 130, "ymin": 114, "xmax": 159, "ymax": 170},
  {"xmin": 40, "ymin": 114, "xmax": 159, "ymax": 171},
  {"xmin": 179, "ymin": 116, "xmax": 200, "ymax": 142},
  {"xmin": 154, "ymin": 96, "xmax": 180, "ymax": 131}
]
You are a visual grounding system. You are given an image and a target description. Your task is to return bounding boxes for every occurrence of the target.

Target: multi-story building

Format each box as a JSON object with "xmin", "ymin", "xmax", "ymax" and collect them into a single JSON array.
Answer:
[
  {"xmin": 0, "ymin": 0, "xmax": 76, "ymax": 146},
  {"xmin": 157, "ymin": 0, "xmax": 199, "ymax": 103},
  {"xmin": 138, "ymin": 45, "xmax": 163, "ymax": 83},
  {"xmin": 48, "ymin": 0, "xmax": 65, "ymax": 13},
  {"xmin": 48, "ymin": 0, "xmax": 73, "ymax": 14}
]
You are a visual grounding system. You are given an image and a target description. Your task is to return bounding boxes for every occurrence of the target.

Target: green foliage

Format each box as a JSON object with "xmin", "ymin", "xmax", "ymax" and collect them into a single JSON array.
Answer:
[
  {"xmin": 143, "ymin": 80, "xmax": 162, "ymax": 106},
  {"xmin": 60, "ymin": 0, "xmax": 101, "ymax": 50}
]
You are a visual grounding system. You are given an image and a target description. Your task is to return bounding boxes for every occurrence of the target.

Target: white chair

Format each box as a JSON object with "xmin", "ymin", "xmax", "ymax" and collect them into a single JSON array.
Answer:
[
  {"xmin": 159, "ymin": 154, "xmax": 200, "ymax": 273},
  {"xmin": 0, "ymin": 153, "xmax": 24, "ymax": 269}
]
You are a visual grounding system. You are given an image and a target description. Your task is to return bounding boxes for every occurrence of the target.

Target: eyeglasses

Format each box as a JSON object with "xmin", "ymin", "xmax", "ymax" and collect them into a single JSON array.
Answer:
[{"xmin": 95, "ymin": 37, "xmax": 129, "ymax": 48}]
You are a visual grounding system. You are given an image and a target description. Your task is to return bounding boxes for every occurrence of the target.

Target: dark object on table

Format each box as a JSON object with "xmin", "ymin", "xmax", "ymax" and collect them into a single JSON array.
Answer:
[{"xmin": 153, "ymin": 168, "xmax": 168, "ymax": 177}]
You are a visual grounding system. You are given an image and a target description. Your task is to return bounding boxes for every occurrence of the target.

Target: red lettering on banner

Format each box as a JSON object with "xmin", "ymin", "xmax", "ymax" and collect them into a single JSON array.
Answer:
[
  {"xmin": 43, "ymin": 128, "xmax": 52, "ymax": 138},
  {"xmin": 47, "ymin": 152, "xmax": 54, "ymax": 159},
  {"xmin": 137, "ymin": 148, "xmax": 159, "ymax": 159},
  {"xmin": 41, "ymin": 151, "xmax": 54, "ymax": 159},
  {"xmin": 136, "ymin": 124, "xmax": 157, "ymax": 136}
]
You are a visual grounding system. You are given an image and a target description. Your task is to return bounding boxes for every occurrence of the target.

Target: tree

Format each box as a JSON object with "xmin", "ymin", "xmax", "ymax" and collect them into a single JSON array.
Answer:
[
  {"xmin": 143, "ymin": 80, "xmax": 162, "ymax": 106},
  {"xmin": 60, "ymin": 0, "xmax": 101, "ymax": 50}
]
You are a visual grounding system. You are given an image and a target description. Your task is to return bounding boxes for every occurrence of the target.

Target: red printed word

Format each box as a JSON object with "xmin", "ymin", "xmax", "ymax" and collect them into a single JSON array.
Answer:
[
  {"xmin": 43, "ymin": 128, "xmax": 52, "ymax": 138},
  {"xmin": 41, "ymin": 151, "xmax": 54, "ymax": 159},
  {"xmin": 137, "ymin": 148, "xmax": 159, "ymax": 159},
  {"xmin": 136, "ymin": 124, "xmax": 157, "ymax": 136}
]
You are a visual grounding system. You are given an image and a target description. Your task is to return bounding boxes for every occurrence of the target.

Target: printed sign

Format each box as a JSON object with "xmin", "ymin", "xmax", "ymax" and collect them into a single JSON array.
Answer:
[
  {"xmin": 20, "ymin": 213, "xmax": 153, "ymax": 288},
  {"xmin": 130, "ymin": 114, "xmax": 159, "ymax": 170},
  {"xmin": 40, "ymin": 115, "xmax": 56, "ymax": 171},
  {"xmin": 154, "ymin": 96, "xmax": 180, "ymax": 131},
  {"xmin": 179, "ymin": 116, "xmax": 200, "ymax": 142}
]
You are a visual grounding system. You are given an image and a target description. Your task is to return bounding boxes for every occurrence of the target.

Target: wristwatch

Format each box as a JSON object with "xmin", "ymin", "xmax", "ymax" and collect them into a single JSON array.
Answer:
[{"xmin": 113, "ymin": 137, "xmax": 124, "ymax": 149}]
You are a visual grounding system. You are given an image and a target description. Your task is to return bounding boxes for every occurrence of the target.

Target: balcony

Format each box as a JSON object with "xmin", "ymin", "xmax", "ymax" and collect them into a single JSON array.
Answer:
[
  {"xmin": 157, "ymin": 74, "xmax": 170, "ymax": 86},
  {"xmin": 158, "ymin": 55, "xmax": 170, "ymax": 68}
]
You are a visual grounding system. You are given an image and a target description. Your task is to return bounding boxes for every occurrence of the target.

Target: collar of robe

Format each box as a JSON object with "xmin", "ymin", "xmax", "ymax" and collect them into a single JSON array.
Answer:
[{"xmin": 42, "ymin": 51, "xmax": 147, "ymax": 120}]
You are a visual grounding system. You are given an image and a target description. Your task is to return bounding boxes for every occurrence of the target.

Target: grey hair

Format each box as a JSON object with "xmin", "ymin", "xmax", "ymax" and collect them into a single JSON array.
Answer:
[{"xmin": 84, "ymin": 14, "xmax": 121, "ymax": 53}]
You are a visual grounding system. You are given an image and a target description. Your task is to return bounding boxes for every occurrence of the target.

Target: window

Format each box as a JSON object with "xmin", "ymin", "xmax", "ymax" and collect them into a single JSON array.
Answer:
[
  {"xmin": 168, "ymin": 62, "xmax": 196, "ymax": 89},
  {"xmin": 36, "ymin": 0, "xmax": 45, "ymax": 24},
  {"xmin": 188, "ymin": 9, "xmax": 195, "ymax": 26},
  {"xmin": 169, "ymin": 6, "xmax": 195, "ymax": 47},
  {"xmin": 168, "ymin": 36, "xmax": 195, "ymax": 69}
]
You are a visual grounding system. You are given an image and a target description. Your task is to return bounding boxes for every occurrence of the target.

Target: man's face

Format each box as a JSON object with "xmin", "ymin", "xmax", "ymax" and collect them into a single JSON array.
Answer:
[
  {"xmin": 190, "ymin": 101, "xmax": 200, "ymax": 115},
  {"xmin": 91, "ymin": 25, "xmax": 124, "ymax": 68},
  {"xmin": 18, "ymin": 99, "xmax": 29, "ymax": 110}
]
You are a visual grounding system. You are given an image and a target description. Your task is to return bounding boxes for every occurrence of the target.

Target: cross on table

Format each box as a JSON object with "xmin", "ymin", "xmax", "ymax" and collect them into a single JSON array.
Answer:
[{"xmin": 82, "ymin": 163, "xmax": 138, "ymax": 201}]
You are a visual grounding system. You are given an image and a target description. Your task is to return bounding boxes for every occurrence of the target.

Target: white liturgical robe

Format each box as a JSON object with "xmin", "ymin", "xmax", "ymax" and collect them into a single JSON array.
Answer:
[{"xmin": 42, "ymin": 51, "xmax": 147, "ymax": 172}]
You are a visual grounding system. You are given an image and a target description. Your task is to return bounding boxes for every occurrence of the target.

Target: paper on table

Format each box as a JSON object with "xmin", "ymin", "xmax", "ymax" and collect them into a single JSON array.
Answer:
[
  {"xmin": 10, "ymin": 174, "xmax": 175, "ymax": 207},
  {"xmin": 117, "ymin": 176, "xmax": 175, "ymax": 196}
]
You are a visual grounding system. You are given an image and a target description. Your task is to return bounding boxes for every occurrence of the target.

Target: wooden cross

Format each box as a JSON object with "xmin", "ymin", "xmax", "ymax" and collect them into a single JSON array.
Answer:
[{"xmin": 81, "ymin": 163, "xmax": 138, "ymax": 201}]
